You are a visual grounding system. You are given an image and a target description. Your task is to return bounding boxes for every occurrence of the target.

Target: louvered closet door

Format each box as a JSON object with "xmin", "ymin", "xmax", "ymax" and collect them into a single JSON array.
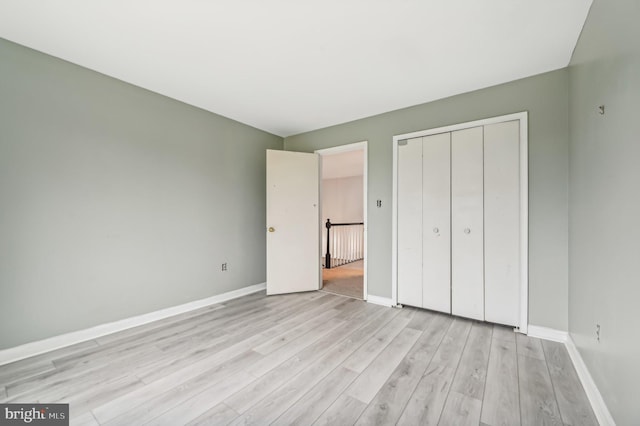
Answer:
[
  {"xmin": 422, "ymin": 133, "xmax": 451, "ymax": 312},
  {"xmin": 484, "ymin": 120, "xmax": 520, "ymax": 326},
  {"xmin": 397, "ymin": 137, "xmax": 423, "ymax": 307},
  {"xmin": 451, "ymin": 126, "xmax": 484, "ymax": 320}
]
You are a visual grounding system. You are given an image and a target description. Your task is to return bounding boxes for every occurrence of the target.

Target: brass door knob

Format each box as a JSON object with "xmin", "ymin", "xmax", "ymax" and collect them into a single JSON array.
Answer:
[{"xmin": 268, "ymin": 227, "xmax": 275, "ymax": 232}]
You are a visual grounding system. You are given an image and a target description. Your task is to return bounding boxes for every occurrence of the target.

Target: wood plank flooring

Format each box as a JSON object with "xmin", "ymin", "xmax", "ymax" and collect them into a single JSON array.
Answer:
[{"xmin": 0, "ymin": 291, "xmax": 598, "ymax": 425}]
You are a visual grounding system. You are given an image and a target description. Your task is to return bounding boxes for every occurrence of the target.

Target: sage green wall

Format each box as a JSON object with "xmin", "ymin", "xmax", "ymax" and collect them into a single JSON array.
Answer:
[
  {"xmin": 568, "ymin": 1, "xmax": 640, "ymax": 424},
  {"xmin": 285, "ymin": 69, "xmax": 570, "ymax": 331},
  {"xmin": 0, "ymin": 38, "xmax": 283, "ymax": 349}
]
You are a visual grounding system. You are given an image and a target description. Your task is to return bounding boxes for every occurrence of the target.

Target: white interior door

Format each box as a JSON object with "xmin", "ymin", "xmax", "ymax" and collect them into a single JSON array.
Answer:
[
  {"xmin": 266, "ymin": 150, "xmax": 320, "ymax": 295},
  {"xmin": 451, "ymin": 127, "xmax": 484, "ymax": 320},
  {"xmin": 422, "ymin": 133, "xmax": 451, "ymax": 313},
  {"xmin": 397, "ymin": 138, "xmax": 423, "ymax": 306},
  {"xmin": 484, "ymin": 120, "xmax": 520, "ymax": 326}
]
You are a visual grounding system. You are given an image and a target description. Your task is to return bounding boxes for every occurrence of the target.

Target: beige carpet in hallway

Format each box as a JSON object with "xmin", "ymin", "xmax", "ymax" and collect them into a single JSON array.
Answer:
[{"xmin": 321, "ymin": 260, "xmax": 363, "ymax": 299}]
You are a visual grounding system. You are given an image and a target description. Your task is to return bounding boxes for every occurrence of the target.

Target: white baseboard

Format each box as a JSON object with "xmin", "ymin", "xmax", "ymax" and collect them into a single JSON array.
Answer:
[
  {"xmin": 527, "ymin": 326, "xmax": 615, "ymax": 425},
  {"xmin": 0, "ymin": 282, "xmax": 266, "ymax": 366},
  {"xmin": 366, "ymin": 295, "xmax": 394, "ymax": 307},
  {"xmin": 527, "ymin": 324, "xmax": 568, "ymax": 342},
  {"xmin": 566, "ymin": 336, "xmax": 616, "ymax": 426}
]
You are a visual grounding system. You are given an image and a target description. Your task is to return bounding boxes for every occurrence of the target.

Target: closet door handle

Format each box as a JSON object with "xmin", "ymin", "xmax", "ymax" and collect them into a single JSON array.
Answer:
[{"xmin": 464, "ymin": 228, "xmax": 471, "ymax": 234}]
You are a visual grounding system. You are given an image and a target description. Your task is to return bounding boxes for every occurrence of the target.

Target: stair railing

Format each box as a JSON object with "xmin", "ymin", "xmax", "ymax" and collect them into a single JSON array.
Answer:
[{"xmin": 324, "ymin": 218, "xmax": 364, "ymax": 269}]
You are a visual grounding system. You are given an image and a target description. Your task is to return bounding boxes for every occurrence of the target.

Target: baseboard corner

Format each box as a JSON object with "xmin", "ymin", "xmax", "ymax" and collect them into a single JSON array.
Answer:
[
  {"xmin": 526, "ymin": 324, "xmax": 568, "ymax": 342},
  {"xmin": 565, "ymin": 335, "xmax": 616, "ymax": 426}
]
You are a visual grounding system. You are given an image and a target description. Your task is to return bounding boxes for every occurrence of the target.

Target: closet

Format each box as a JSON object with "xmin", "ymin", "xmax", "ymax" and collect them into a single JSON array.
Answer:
[{"xmin": 397, "ymin": 118, "xmax": 522, "ymax": 327}]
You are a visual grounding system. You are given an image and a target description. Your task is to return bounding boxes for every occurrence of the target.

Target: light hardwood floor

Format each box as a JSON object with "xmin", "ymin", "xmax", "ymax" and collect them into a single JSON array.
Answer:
[{"xmin": 0, "ymin": 291, "xmax": 598, "ymax": 425}]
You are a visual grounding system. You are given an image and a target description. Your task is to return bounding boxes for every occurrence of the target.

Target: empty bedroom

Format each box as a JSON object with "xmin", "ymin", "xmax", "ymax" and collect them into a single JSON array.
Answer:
[{"xmin": 1, "ymin": 0, "xmax": 638, "ymax": 425}]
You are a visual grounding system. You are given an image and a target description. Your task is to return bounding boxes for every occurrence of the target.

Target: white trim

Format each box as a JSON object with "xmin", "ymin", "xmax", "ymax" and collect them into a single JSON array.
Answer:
[
  {"xmin": 527, "ymin": 327, "xmax": 615, "ymax": 425},
  {"xmin": 0, "ymin": 282, "xmax": 266, "ymax": 366},
  {"xmin": 366, "ymin": 295, "xmax": 395, "ymax": 307},
  {"xmin": 363, "ymin": 144, "xmax": 368, "ymax": 301},
  {"xmin": 316, "ymin": 141, "xmax": 366, "ymax": 156},
  {"xmin": 527, "ymin": 325, "xmax": 568, "ymax": 343},
  {"xmin": 519, "ymin": 114, "xmax": 529, "ymax": 334},
  {"xmin": 392, "ymin": 134, "xmax": 398, "ymax": 306},
  {"xmin": 315, "ymin": 141, "xmax": 368, "ymax": 301},
  {"xmin": 393, "ymin": 112, "xmax": 528, "ymax": 141},
  {"xmin": 566, "ymin": 336, "xmax": 616, "ymax": 426},
  {"xmin": 391, "ymin": 112, "xmax": 528, "ymax": 332}
]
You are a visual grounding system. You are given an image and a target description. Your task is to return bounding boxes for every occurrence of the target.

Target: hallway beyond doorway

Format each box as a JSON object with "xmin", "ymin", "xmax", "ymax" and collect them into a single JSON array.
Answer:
[{"xmin": 322, "ymin": 260, "xmax": 364, "ymax": 299}]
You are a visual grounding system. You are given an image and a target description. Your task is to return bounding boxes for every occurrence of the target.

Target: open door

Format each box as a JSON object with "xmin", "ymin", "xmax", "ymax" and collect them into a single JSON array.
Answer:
[{"xmin": 266, "ymin": 150, "xmax": 320, "ymax": 295}]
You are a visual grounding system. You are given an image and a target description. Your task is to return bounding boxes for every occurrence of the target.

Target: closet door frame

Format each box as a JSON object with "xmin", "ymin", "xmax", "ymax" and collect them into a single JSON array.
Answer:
[{"xmin": 391, "ymin": 111, "xmax": 529, "ymax": 334}]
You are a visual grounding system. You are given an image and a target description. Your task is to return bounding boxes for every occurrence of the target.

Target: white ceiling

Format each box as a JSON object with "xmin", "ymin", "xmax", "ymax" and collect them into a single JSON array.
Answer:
[
  {"xmin": 0, "ymin": 0, "xmax": 592, "ymax": 137},
  {"xmin": 322, "ymin": 150, "xmax": 364, "ymax": 180}
]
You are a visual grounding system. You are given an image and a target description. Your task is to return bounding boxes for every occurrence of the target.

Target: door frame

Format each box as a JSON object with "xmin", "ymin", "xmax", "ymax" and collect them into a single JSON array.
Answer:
[
  {"xmin": 315, "ymin": 141, "xmax": 368, "ymax": 301},
  {"xmin": 391, "ymin": 112, "xmax": 528, "ymax": 333}
]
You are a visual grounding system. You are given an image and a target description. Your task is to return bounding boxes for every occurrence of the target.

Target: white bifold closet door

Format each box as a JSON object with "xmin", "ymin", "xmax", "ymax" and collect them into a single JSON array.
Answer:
[
  {"xmin": 397, "ymin": 119, "xmax": 520, "ymax": 327},
  {"xmin": 422, "ymin": 133, "xmax": 451, "ymax": 312},
  {"xmin": 397, "ymin": 137, "xmax": 423, "ymax": 306},
  {"xmin": 451, "ymin": 127, "xmax": 484, "ymax": 320},
  {"xmin": 484, "ymin": 120, "xmax": 520, "ymax": 326}
]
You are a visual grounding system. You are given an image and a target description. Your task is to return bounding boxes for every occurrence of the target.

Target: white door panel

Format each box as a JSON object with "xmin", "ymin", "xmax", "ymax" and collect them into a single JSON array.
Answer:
[
  {"xmin": 484, "ymin": 121, "xmax": 520, "ymax": 326},
  {"xmin": 451, "ymin": 127, "xmax": 484, "ymax": 320},
  {"xmin": 266, "ymin": 150, "xmax": 320, "ymax": 295},
  {"xmin": 396, "ymin": 116, "xmax": 524, "ymax": 326},
  {"xmin": 422, "ymin": 133, "xmax": 451, "ymax": 313},
  {"xmin": 397, "ymin": 138, "xmax": 422, "ymax": 307}
]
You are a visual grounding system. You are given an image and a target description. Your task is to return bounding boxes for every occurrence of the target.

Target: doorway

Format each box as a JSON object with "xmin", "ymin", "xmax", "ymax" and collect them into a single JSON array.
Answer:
[{"xmin": 316, "ymin": 142, "xmax": 367, "ymax": 300}]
